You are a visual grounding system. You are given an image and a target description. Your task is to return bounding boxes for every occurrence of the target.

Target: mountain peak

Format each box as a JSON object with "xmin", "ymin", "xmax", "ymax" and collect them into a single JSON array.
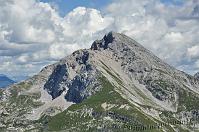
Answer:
[
  {"xmin": 91, "ymin": 31, "xmax": 116, "ymax": 50},
  {"xmin": 91, "ymin": 31, "xmax": 144, "ymax": 52},
  {"xmin": 1, "ymin": 32, "xmax": 199, "ymax": 131}
]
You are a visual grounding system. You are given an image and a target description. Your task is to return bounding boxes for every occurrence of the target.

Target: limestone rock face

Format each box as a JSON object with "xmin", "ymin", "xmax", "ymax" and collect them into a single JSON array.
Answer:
[
  {"xmin": 43, "ymin": 49, "xmax": 100, "ymax": 103},
  {"xmin": 44, "ymin": 64, "xmax": 68, "ymax": 99},
  {"xmin": 91, "ymin": 32, "xmax": 115, "ymax": 50},
  {"xmin": 194, "ymin": 72, "xmax": 199, "ymax": 79}
]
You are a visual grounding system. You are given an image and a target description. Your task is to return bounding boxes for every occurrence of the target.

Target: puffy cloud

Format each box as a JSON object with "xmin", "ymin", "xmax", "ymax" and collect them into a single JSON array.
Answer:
[
  {"xmin": 0, "ymin": 0, "xmax": 113, "ymax": 76},
  {"xmin": 0, "ymin": 0, "xmax": 199, "ymax": 77},
  {"xmin": 187, "ymin": 45, "xmax": 199, "ymax": 59},
  {"xmin": 63, "ymin": 7, "xmax": 113, "ymax": 36}
]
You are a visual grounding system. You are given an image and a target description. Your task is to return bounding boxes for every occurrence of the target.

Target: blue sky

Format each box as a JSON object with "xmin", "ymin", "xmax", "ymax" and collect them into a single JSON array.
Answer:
[
  {"xmin": 40, "ymin": 0, "xmax": 186, "ymax": 16},
  {"xmin": 40, "ymin": 0, "xmax": 113, "ymax": 16},
  {"xmin": 160, "ymin": 0, "xmax": 185, "ymax": 5}
]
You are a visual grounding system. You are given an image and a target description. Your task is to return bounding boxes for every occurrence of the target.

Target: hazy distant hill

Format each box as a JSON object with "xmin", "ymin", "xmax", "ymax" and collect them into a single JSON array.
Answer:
[{"xmin": 0, "ymin": 74, "xmax": 15, "ymax": 88}]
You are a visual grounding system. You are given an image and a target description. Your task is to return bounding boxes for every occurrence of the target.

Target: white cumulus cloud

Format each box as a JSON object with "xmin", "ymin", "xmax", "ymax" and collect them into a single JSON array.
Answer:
[{"xmin": 0, "ymin": 0, "xmax": 199, "ymax": 77}]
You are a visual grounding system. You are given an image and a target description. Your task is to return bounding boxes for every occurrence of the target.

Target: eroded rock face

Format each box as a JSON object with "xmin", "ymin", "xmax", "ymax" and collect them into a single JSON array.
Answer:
[
  {"xmin": 74, "ymin": 50, "xmax": 90, "ymax": 65},
  {"xmin": 43, "ymin": 49, "xmax": 100, "ymax": 103},
  {"xmin": 44, "ymin": 32, "xmax": 116, "ymax": 103},
  {"xmin": 92, "ymin": 32, "xmax": 199, "ymax": 103},
  {"xmin": 44, "ymin": 64, "xmax": 68, "ymax": 99},
  {"xmin": 194, "ymin": 72, "xmax": 199, "ymax": 79},
  {"xmin": 65, "ymin": 74, "xmax": 100, "ymax": 103}
]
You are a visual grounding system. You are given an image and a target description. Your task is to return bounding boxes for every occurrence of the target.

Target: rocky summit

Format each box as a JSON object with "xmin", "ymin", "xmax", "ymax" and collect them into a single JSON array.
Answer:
[{"xmin": 0, "ymin": 32, "xmax": 199, "ymax": 131}]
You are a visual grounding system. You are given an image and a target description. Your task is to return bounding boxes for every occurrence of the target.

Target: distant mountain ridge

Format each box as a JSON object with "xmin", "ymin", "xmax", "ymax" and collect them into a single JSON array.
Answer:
[{"xmin": 0, "ymin": 74, "xmax": 15, "ymax": 88}]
